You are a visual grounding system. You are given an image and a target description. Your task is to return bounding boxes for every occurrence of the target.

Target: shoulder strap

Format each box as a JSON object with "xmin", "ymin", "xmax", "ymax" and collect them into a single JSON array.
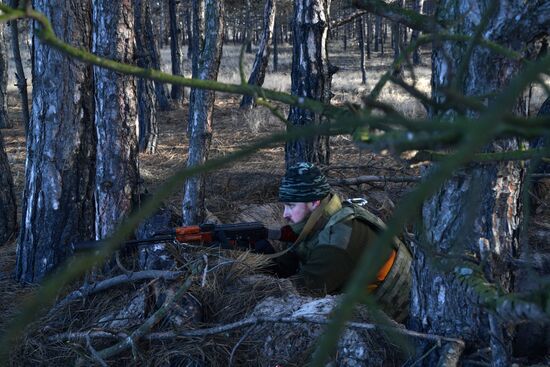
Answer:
[
  {"xmin": 326, "ymin": 203, "xmax": 401, "ymax": 251},
  {"xmin": 326, "ymin": 202, "xmax": 387, "ymax": 231}
]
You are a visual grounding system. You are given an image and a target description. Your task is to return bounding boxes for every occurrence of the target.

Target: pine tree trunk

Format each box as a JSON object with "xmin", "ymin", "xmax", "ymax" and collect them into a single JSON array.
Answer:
[
  {"xmin": 169, "ymin": 0, "xmax": 184, "ymax": 103},
  {"xmin": 366, "ymin": 13, "xmax": 371, "ymax": 60},
  {"xmin": 410, "ymin": 1, "xmax": 550, "ymax": 365},
  {"xmin": 183, "ymin": 0, "xmax": 224, "ymax": 225},
  {"xmin": 357, "ymin": 16, "xmax": 367, "ymax": 84},
  {"xmin": 8, "ymin": 0, "xmax": 30, "ymax": 135},
  {"xmin": 0, "ymin": 129, "xmax": 16, "ymax": 246},
  {"xmin": 93, "ymin": 0, "xmax": 139, "ymax": 240},
  {"xmin": 273, "ymin": 18, "xmax": 279, "ymax": 72},
  {"xmin": 411, "ymin": 0, "xmax": 423, "ymax": 65},
  {"xmin": 285, "ymin": 0, "xmax": 335, "ymax": 167},
  {"xmin": 240, "ymin": 0, "xmax": 276, "ymax": 109},
  {"xmin": 16, "ymin": 0, "xmax": 95, "ymax": 283},
  {"xmin": 374, "ymin": 15, "xmax": 380, "ymax": 52},
  {"xmin": 135, "ymin": 0, "xmax": 159, "ymax": 154},
  {"xmin": 391, "ymin": 1, "xmax": 403, "ymax": 77},
  {"xmin": 0, "ymin": 20, "xmax": 10, "ymax": 129},
  {"xmin": 244, "ymin": 0, "xmax": 253, "ymax": 53},
  {"xmin": 185, "ymin": 9, "xmax": 193, "ymax": 58}
]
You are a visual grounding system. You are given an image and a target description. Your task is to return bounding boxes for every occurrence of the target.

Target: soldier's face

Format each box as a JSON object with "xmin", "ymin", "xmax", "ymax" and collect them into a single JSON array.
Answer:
[{"xmin": 283, "ymin": 201, "xmax": 319, "ymax": 224}]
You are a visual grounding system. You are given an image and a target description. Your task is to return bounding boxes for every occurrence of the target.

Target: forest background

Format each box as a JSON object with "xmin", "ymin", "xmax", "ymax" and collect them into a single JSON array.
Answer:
[{"xmin": 0, "ymin": 0, "xmax": 549, "ymax": 366}]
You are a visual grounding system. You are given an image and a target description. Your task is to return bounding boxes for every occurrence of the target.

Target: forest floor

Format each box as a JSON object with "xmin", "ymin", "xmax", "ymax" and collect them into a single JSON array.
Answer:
[{"xmin": 1, "ymin": 41, "xmax": 549, "ymax": 365}]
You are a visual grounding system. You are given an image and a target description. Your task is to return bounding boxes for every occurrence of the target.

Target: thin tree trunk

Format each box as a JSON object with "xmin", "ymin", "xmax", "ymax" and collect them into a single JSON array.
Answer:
[
  {"xmin": 16, "ymin": 0, "xmax": 95, "ymax": 283},
  {"xmin": 185, "ymin": 9, "xmax": 193, "ymax": 58},
  {"xmin": 357, "ymin": 16, "xmax": 367, "ymax": 84},
  {"xmin": 0, "ymin": 129, "xmax": 16, "ymax": 246},
  {"xmin": 285, "ymin": 0, "xmax": 335, "ymax": 167},
  {"xmin": 374, "ymin": 15, "xmax": 380, "ymax": 52},
  {"xmin": 0, "ymin": 19, "xmax": 10, "ymax": 129},
  {"xmin": 273, "ymin": 18, "xmax": 278, "ymax": 72},
  {"xmin": 93, "ymin": 0, "xmax": 139, "ymax": 240},
  {"xmin": 244, "ymin": 0, "xmax": 252, "ymax": 53},
  {"xmin": 8, "ymin": 0, "xmax": 30, "ymax": 135},
  {"xmin": 135, "ymin": 0, "xmax": 158, "ymax": 154},
  {"xmin": 381, "ymin": 20, "xmax": 386, "ymax": 55},
  {"xmin": 411, "ymin": 0, "xmax": 423, "ymax": 65},
  {"xmin": 366, "ymin": 13, "xmax": 371, "ymax": 60},
  {"xmin": 343, "ymin": 22, "xmax": 348, "ymax": 51},
  {"xmin": 240, "ymin": 0, "xmax": 276, "ymax": 109},
  {"xmin": 183, "ymin": 0, "xmax": 224, "ymax": 225},
  {"xmin": 169, "ymin": 0, "xmax": 184, "ymax": 103},
  {"xmin": 391, "ymin": 1, "xmax": 403, "ymax": 77}
]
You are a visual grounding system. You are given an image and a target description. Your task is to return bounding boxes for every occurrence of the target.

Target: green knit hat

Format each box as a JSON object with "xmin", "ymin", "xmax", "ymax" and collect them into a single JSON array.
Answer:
[{"xmin": 278, "ymin": 162, "xmax": 330, "ymax": 202}]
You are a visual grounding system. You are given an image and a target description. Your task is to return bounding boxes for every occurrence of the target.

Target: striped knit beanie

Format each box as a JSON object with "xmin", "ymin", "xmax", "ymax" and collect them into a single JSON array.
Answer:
[{"xmin": 278, "ymin": 162, "xmax": 330, "ymax": 202}]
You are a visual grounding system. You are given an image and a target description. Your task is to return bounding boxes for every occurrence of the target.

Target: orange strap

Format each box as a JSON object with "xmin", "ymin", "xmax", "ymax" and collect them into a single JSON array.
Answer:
[{"xmin": 367, "ymin": 249, "xmax": 397, "ymax": 292}]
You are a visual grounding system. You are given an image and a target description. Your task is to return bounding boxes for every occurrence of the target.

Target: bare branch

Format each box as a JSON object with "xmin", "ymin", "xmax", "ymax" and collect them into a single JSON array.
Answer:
[
  {"xmin": 49, "ymin": 270, "xmax": 183, "ymax": 316},
  {"xmin": 49, "ymin": 314, "xmax": 465, "ymax": 346},
  {"xmin": 329, "ymin": 175, "xmax": 420, "ymax": 186},
  {"xmin": 95, "ymin": 276, "xmax": 194, "ymax": 361},
  {"xmin": 331, "ymin": 10, "xmax": 367, "ymax": 29}
]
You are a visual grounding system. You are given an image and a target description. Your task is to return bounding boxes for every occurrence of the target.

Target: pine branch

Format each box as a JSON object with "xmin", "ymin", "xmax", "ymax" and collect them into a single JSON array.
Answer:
[
  {"xmin": 48, "ymin": 270, "xmax": 183, "ymax": 317},
  {"xmin": 329, "ymin": 175, "xmax": 420, "ymax": 186},
  {"xmin": 411, "ymin": 148, "xmax": 550, "ymax": 164},
  {"xmin": 331, "ymin": 10, "xmax": 367, "ymax": 29},
  {"xmin": 452, "ymin": 265, "xmax": 549, "ymax": 323},
  {"xmin": 94, "ymin": 276, "xmax": 194, "ymax": 362},
  {"xmin": 352, "ymin": 0, "xmax": 443, "ymax": 33}
]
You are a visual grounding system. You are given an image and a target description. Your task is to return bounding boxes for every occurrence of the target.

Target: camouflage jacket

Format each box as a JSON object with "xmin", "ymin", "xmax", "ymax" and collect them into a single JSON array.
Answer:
[{"xmin": 273, "ymin": 194, "xmax": 393, "ymax": 295}]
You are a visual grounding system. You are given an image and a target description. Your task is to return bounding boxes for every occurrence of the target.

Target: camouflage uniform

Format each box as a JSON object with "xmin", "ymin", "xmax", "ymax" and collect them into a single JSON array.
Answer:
[
  {"xmin": 274, "ymin": 163, "xmax": 411, "ymax": 321},
  {"xmin": 274, "ymin": 194, "xmax": 384, "ymax": 290}
]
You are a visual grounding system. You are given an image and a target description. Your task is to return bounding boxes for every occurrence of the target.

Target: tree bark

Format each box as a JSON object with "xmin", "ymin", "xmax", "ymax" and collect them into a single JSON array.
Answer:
[
  {"xmin": 357, "ymin": 16, "xmax": 367, "ymax": 84},
  {"xmin": 410, "ymin": 0, "xmax": 423, "ymax": 65},
  {"xmin": 0, "ymin": 19, "xmax": 10, "ymax": 129},
  {"xmin": 272, "ymin": 17, "xmax": 279, "ymax": 72},
  {"xmin": 135, "ymin": 0, "xmax": 159, "ymax": 154},
  {"xmin": 285, "ymin": 0, "xmax": 335, "ymax": 167},
  {"xmin": 366, "ymin": 13, "xmax": 372, "ymax": 59},
  {"xmin": 244, "ymin": 0, "xmax": 253, "ymax": 53},
  {"xmin": 184, "ymin": 8, "xmax": 193, "ymax": 58},
  {"xmin": 183, "ymin": 0, "xmax": 224, "ymax": 225},
  {"xmin": 169, "ymin": 0, "xmax": 184, "ymax": 104},
  {"xmin": 410, "ymin": 1, "xmax": 550, "ymax": 365},
  {"xmin": 374, "ymin": 15, "xmax": 380, "ymax": 52},
  {"xmin": 93, "ymin": 0, "xmax": 139, "ymax": 240},
  {"xmin": 150, "ymin": 0, "xmax": 171, "ymax": 111},
  {"xmin": 240, "ymin": 0, "xmax": 276, "ymax": 109},
  {"xmin": 16, "ymin": 0, "xmax": 95, "ymax": 283},
  {"xmin": 8, "ymin": 0, "xmax": 30, "ymax": 135},
  {"xmin": 391, "ymin": 0, "xmax": 403, "ymax": 77},
  {"xmin": 0, "ymin": 129, "xmax": 16, "ymax": 246}
]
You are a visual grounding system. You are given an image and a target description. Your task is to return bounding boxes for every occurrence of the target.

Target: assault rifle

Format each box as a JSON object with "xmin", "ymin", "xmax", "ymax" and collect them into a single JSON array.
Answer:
[{"xmin": 71, "ymin": 222, "xmax": 299, "ymax": 253}]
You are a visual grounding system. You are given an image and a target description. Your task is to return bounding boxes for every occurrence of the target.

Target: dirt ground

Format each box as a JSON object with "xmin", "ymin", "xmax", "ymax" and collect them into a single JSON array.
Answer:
[{"xmin": 1, "ymin": 39, "xmax": 549, "ymax": 364}]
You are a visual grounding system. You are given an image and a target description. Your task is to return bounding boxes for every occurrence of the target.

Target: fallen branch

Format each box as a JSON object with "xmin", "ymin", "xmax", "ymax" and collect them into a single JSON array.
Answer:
[
  {"xmin": 50, "ymin": 315, "xmax": 465, "ymax": 347},
  {"xmin": 94, "ymin": 275, "xmax": 194, "ymax": 361},
  {"xmin": 49, "ymin": 270, "xmax": 183, "ymax": 316},
  {"xmin": 329, "ymin": 175, "xmax": 420, "ymax": 186}
]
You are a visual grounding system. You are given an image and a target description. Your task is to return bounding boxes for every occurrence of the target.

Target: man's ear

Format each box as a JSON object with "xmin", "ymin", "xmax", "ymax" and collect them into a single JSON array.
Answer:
[{"xmin": 310, "ymin": 200, "xmax": 321, "ymax": 210}]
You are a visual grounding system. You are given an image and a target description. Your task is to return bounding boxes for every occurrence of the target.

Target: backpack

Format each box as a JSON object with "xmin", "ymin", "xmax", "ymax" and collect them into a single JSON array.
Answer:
[{"xmin": 327, "ymin": 201, "xmax": 413, "ymax": 322}]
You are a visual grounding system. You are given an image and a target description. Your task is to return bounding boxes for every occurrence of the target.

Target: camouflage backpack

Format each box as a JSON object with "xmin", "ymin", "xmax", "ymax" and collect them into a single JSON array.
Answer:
[{"xmin": 326, "ymin": 200, "xmax": 413, "ymax": 322}]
